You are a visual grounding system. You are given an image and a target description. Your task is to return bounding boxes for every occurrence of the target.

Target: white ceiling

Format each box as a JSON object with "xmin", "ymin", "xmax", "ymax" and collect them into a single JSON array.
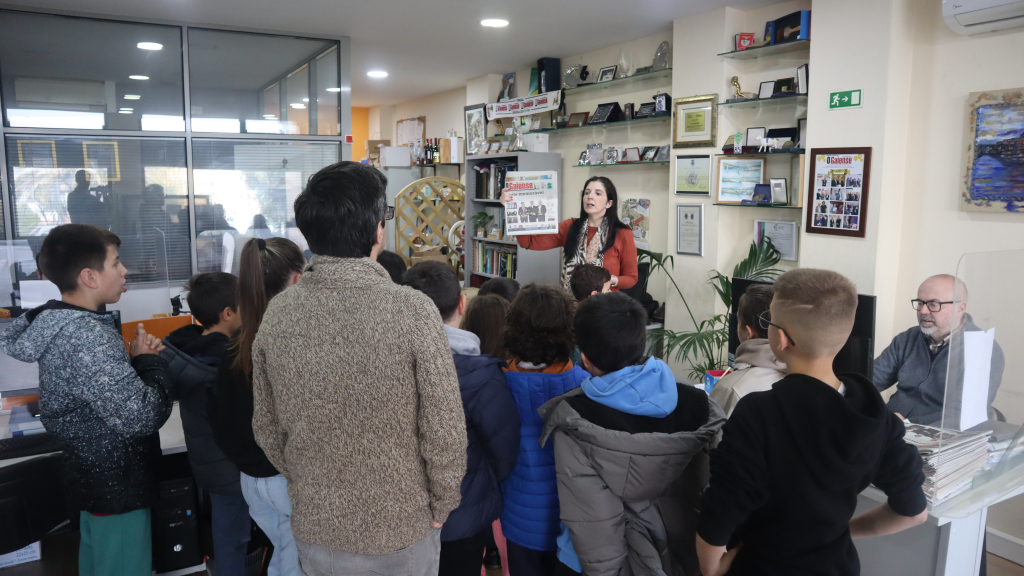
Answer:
[{"xmin": 4, "ymin": 0, "xmax": 774, "ymax": 107}]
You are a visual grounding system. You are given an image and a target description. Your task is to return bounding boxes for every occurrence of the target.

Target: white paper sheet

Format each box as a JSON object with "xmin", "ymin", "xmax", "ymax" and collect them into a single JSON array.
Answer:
[
  {"xmin": 19, "ymin": 280, "xmax": 61, "ymax": 309},
  {"xmin": 960, "ymin": 328, "xmax": 995, "ymax": 431}
]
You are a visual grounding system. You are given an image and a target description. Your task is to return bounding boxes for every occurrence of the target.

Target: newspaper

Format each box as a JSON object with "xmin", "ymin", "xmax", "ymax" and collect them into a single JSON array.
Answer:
[
  {"xmin": 504, "ymin": 171, "xmax": 559, "ymax": 236},
  {"xmin": 903, "ymin": 422, "xmax": 991, "ymax": 504},
  {"xmin": 903, "ymin": 423, "xmax": 989, "ymax": 455}
]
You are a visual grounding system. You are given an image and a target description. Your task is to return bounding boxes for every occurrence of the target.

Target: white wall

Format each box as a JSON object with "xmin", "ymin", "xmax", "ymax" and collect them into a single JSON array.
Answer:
[{"xmin": 391, "ymin": 86, "xmax": 466, "ymax": 144}]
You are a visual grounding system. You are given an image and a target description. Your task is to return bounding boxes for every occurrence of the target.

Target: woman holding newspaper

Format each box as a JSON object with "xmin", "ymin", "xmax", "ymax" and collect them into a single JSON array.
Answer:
[{"xmin": 500, "ymin": 176, "xmax": 637, "ymax": 292}]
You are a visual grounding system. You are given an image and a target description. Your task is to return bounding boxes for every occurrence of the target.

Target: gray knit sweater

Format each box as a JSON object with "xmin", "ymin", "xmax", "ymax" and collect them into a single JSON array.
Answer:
[{"xmin": 251, "ymin": 256, "xmax": 467, "ymax": 554}]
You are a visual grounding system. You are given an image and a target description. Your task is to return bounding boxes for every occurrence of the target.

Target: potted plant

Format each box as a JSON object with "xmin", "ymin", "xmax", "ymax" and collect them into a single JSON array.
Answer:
[
  {"xmin": 642, "ymin": 238, "xmax": 783, "ymax": 382},
  {"xmin": 471, "ymin": 212, "xmax": 493, "ymax": 238}
]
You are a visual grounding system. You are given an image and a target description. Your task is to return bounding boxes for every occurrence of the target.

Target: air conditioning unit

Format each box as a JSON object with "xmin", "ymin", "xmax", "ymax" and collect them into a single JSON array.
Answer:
[{"xmin": 943, "ymin": 0, "xmax": 1024, "ymax": 34}]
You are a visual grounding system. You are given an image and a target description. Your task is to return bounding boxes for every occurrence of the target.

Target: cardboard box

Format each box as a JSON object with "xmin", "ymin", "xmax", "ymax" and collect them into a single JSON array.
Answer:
[
  {"xmin": 365, "ymin": 139, "xmax": 390, "ymax": 162},
  {"xmin": 440, "ymin": 137, "xmax": 463, "ymax": 164},
  {"xmin": 0, "ymin": 542, "xmax": 41, "ymax": 568},
  {"xmin": 409, "ymin": 246, "xmax": 449, "ymax": 266},
  {"xmin": 380, "ymin": 146, "xmax": 412, "ymax": 167}
]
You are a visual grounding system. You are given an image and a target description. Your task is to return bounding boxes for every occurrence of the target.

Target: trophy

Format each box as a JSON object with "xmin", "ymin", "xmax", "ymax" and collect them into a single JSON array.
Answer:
[{"xmin": 728, "ymin": 76, "xmax": 757, "ymax": 102}]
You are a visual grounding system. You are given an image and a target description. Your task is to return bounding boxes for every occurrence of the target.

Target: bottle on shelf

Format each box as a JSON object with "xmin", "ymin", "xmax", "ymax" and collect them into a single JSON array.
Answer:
[{"xmin": 433, "ymin": 139, "xmax": 440, "ymax": 164}]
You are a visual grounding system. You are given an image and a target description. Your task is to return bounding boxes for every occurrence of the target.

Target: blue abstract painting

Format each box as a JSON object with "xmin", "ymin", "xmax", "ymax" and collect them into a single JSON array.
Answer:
[{"xmin": 963, "ymin": 89, "xmax": 1024, "ymax": 213}]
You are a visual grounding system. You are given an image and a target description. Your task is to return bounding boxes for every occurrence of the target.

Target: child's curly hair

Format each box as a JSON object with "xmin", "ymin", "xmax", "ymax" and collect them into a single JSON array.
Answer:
[{"xmin": 504, "ymin": 283, "xmax": 576, "ymax": 365}]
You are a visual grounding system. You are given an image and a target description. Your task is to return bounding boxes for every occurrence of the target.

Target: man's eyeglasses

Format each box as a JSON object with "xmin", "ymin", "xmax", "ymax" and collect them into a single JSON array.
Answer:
[
  {"xmin": 385, "ymin": 206, "xmax": 395, "ymax": 221},
  {"xmin": 758, "ymin": 311, "xmax": 796, "ymax": 346},
  {"xmin": 911, "ymin": 299, "xmax": 953, "ymax": 312}
]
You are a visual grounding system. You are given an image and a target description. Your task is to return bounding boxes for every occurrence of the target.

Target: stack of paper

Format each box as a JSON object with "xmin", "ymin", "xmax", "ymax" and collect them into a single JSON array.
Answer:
[
  {"xmin": 903, "ymin": 423, "xmax": 990, "ymax": 504},
  {"xmin": 8, "ymin": 405, "xmax": 46, "ymax": 437}
]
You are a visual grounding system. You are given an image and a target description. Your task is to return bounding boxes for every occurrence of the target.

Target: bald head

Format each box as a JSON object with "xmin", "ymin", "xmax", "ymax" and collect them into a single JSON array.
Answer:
[{"xmin": 916, "ymin": 275, "xmax": 968, "ymax": 342}]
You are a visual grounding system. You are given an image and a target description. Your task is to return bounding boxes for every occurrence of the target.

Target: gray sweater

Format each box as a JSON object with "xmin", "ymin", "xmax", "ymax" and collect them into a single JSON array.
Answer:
[{"xmin": 873, "ymin": 316, "xmax": 1004, "ymax": 426}]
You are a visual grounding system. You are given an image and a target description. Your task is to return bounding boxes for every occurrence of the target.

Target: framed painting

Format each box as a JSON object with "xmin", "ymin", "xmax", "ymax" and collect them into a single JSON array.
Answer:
[
  {"xmin": 83, "ymin": 141, "xmax": 120, "ymax": 181},
  {"xmin": 715, "ymin": 156, "xmax": 765, "ymax": 204},
  {"xmin": 804, "ymin": 147, "xmax": 871, "ymax": 238},
  {"xmin": 961, "ymin": 88, "xmax": 1024, "ymax": 213},
  {"xmin": 464, "ymin": 104, "xmax": 487, "ymax": 156}
]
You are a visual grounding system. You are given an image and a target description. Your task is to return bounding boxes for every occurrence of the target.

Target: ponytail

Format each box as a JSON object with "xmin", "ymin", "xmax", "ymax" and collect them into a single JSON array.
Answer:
[{"xmin": 231, "ymin": 237, "xmax": 306, "ymax": 376}]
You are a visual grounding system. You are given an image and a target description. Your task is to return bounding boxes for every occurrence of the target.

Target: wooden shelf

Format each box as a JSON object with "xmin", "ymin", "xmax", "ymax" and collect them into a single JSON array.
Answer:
[
  {"xmin": 713, "ymin": 203, "xmax": 802, "ymax": 210},
  {"xmin": 572, "ymin": 160, "xmax": 669, "ymax": 168},
  {"xmin": 720, "ymin": 94, "xmax": 807, "ymax": 110},
  {"xmin": 565, "ymin": 68, "xmax": 672, "ymax": 95},
  {"xmin": 718, "ymin": 40, "xmax": 810, "ymax": 60},
  {"xmin": 473, "ymin": 236, "xmax": 517, "ymax": 246}
]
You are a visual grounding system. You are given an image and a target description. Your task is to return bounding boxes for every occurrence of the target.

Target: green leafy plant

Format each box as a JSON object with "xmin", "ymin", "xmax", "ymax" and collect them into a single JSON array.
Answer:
[
  {"xmin": 470, "ymin": 211, "xmax": 493, "ymax": 233},
  {"xmin": 643, "ymin": 238, "xmax": 783, "ymax": 381}
]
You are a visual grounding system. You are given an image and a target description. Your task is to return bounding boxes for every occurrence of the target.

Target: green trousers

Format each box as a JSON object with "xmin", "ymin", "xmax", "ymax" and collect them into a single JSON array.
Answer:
[{"xmin": 78, "ymin": 509, "xmax": 151, "ymax": 576}]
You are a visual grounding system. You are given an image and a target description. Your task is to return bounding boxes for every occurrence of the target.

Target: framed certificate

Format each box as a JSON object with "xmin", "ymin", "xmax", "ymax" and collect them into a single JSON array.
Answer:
[
  {"xmin": 677, "ymin": 203, "xmax": 704, "ymax": 256},
  {"xmin": 676, "ymin": 155, "xmax": 711, "ymax": 195},
  {"xmin": 673, "ymin": 94, "xmax": 718, "ymax": 149}
]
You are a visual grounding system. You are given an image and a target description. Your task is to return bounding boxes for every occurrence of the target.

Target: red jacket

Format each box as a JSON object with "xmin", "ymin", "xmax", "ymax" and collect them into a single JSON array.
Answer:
[{"xmin": 516, "ymin": 218, "xmax": 638, "ymax": 290}]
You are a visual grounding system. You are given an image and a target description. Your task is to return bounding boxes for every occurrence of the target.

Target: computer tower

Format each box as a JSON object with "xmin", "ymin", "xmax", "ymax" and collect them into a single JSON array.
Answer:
[
  {"xmin": 152, "ymin": 477, "xmax": 203, "ymax": 573},
  {"xmin": 537, "ymin": 57, "xmax": 561, "ymax": 93}
]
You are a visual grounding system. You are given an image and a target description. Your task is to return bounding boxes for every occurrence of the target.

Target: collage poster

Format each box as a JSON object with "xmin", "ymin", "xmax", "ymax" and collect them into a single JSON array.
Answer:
[
  {"xmin": 622, "ymin": 198, "xmax": 651, "ymax": 250},
  {"xmin": 504, "ymin": 171, "xmax": 559, "ymax": 236},
  {"xmin": 809, "ymin": 153, "xmax": 865, "ymax": 232}
]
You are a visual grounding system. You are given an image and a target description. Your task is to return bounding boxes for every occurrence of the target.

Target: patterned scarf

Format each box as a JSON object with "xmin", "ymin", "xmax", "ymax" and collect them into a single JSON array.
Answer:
[{"xmin": 562, "ymin": 218, "xmax": 609, "ymax": 292}]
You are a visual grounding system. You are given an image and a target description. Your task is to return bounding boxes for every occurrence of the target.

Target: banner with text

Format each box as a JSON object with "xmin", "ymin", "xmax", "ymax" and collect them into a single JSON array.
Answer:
[{"xmin": 486, "ymin": 90, "xmax": 562, "ymax": 120}]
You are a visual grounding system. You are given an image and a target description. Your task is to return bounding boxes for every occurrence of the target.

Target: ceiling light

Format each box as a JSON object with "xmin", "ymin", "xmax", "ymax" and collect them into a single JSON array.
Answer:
[
  {"xmin": 481, "ymin": 19, "xmax": 509, "ymax": 27},
  {"xmin": 129, "ymin": 75, "xmax": 149, "ymax": 80},
  {"xmin": 367, "ymin": 70, "xmax": 388, "ymax": 78},
  {"xmin": 124, "ymin": 94, "xmax": 141, "ymax": 100},
  {"xmin": 137, "ymin": 42, "xmax": 163, "ymax": 50},
  {"xmin": 290, "ymin": 103, "xmax": 306, "ymax": 109},
  {"xmin": 326, "ymin": 87, "xmax": 341, "ymax": 92},
  {"xmin": 302, "ymin": 98, "xmax": 309, "ymax": 102},
  {"xmin": 263, "ymin": 114, "xmax": 278, "ymax": 119},
  {"xmin": 119, "ymin": 108, "xmax": 133, "ymax": 114}
]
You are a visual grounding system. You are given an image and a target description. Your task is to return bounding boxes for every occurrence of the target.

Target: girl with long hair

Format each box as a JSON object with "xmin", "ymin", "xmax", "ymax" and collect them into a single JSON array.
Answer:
[
  {"xmin": 211, "ymin": 237, "xmax": 305, "ymax": 576},
  {"xmin": 461, "ymin": 293, "xmax": 510, "ymax": 360},
  {"xmin": 501, "ymin": 176, "xmax": 637, "ymax": 292}
]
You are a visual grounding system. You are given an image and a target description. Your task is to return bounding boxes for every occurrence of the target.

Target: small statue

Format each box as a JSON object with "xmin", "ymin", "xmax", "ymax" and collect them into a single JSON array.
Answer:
[{"xmin": 731, "ymin": 76, "xmax": 742, "ymax": 99}]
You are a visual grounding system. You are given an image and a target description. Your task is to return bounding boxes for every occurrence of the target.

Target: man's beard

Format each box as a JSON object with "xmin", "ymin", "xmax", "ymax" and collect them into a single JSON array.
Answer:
[{"xmin": 919, "ymin": 319, "xmax": 939, "ymax": 337}]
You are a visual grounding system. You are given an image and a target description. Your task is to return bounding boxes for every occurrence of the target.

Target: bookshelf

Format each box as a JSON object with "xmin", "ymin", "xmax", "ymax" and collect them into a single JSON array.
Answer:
[{"xmin": 464, "ymin": 152, "xmax": 563, "ymax": 288}]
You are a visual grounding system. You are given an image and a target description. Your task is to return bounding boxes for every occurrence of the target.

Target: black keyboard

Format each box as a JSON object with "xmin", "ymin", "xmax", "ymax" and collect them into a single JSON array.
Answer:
[{"xmin": 0, "ymin": 432, "xmax": 62, "ymax": 460}]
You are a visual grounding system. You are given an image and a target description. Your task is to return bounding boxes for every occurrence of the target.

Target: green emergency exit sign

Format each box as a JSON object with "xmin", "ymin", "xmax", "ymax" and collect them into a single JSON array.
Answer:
[{"xmin": 829, "ymin": 90, "xmax": 862, "ymax": 110}]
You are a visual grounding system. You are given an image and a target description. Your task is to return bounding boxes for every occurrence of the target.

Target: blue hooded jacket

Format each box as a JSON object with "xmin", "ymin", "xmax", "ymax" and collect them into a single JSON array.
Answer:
[{"xmin": 500, "ymin": 362, "xmax": 589, "ymax": 551}]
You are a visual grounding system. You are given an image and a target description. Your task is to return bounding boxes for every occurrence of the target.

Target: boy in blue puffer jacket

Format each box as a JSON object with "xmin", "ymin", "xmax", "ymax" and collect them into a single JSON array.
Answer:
[
  {"xmin": 500, "ymin": 284, "xmax": 589, "ymax": 575},
  {"xmin": 402, "ymin": 262, "xmax": 520, "ymax": 576}
]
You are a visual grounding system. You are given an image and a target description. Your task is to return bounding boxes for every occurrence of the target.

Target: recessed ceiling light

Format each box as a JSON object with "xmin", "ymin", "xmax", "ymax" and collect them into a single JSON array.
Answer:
[
  {"xmin": 137, "ymin": 42, "xmax": 163, "ymax": 51},
  {"xmin": 129, "ymin": 75, "xmax": 149, "ymax": 80},
  {"xmin": 263, "ymin": 114, "xmax": 278, "ymax": 119},
  {"xmin": 119, "ymin": 108, "xmax": 133, "ymax": 114},
  {"xmin": 367, "ymin": 70, "xmax": 388, "ymax": 78},
  {"xmin": 290, "ymin": 103, "xmax": 306, "ymax": 109},
  {"xmin": 480, "ymin": 19, "xmax": 509, "ymax": 27},
  {"xmin": 124, "ymin": 94, "xmax": 141, "ymax": 100},
  {"xmin": 302, "ymin": 98, "xmax": 309, "ymax": 102},
  {"xmin": 326, "ymin": 87, "xmax": 341, "ymax": 92}
]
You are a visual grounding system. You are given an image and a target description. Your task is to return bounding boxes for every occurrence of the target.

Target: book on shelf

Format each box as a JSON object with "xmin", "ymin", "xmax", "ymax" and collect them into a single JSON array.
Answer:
[
  {"xmin": 474, "ymin": 242, "xmax": 517, "ymax": 279},
  {"xmin": 473, "ymin": 160, "xmax": 518, "ymax": 200}
]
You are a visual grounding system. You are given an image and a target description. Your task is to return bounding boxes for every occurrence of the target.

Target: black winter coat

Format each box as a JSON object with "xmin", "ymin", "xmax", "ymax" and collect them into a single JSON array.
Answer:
[
  {"xmin": 441, "ymin": 353, "xmax": 520, "ymax": 541},
  {"xmin": 162, "ymin": 325, "xmax": 241, "ymax": 494},
  {"xmin": 210, "ymin": 339, "xmax": 279, "ymax": 478}
]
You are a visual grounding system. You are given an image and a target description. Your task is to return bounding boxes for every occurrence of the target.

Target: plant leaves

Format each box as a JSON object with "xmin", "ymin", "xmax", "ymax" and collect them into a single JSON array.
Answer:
[{"xmin": 733, "ymin": 237, "xmax": 783, "ymax": 281}]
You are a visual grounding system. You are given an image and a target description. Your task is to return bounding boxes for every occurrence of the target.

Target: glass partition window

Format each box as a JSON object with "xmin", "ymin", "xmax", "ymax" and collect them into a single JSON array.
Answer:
[
  {"xmin": 4, "ymin": 135, "xmax": 190, "ymax": 282},
  {"xmin": 187, "ymin": 29, "xmax": 338, "ymax": 135},
  {"xmin": 316, "ymin": 47, "xmax": 340, "ymax": 136},
  {"xmin": 191, "ymin": 139, "xmax": 338, "ymax": 273},
  {"xmin": 0, "ymin": 11, "xmax": 185, "ymax": 131}
]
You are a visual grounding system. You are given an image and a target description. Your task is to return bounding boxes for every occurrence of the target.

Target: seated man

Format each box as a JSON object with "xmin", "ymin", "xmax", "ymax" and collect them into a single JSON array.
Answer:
[{"xmin": 873, "ymin": 274, "xmax": 1004, "ymax": 426}]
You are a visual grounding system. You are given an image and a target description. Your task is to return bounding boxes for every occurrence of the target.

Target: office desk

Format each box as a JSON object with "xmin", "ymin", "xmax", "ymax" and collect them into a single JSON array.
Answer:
[{"xmin": 0, "ymin": 402, "xmax": 186, "ymax": 469}]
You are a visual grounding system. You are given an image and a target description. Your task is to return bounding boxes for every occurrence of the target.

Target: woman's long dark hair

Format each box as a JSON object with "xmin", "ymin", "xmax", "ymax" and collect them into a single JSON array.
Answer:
[
  {"xmin": 563, "ymin": 176, "xmax": 631, "ymax": 264},
  {"xmin": 461, "ymin": 294, "xmax": 510, "ymax": 359},
  {"xmin": 231, "ymin": 237, "xmax": 306, "ymax": 376}
]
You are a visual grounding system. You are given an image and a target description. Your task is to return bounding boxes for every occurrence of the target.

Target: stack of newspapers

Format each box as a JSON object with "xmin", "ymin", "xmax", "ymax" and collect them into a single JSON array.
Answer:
[{"xmin": 903, "ymin": 423, "xmax": 990, "ymax": 504}]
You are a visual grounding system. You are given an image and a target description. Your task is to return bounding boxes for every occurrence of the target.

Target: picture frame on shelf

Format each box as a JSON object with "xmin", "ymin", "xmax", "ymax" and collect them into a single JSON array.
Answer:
[
  {"xmin": 775, "ymin": 77, "xmax": 795, "ymax": 95},
  {"xmin": 590, "ymin": 102, "xmax": 624, "ymax": 124},
  {"xmin": 598, "ymin": 65, "xmax": 618, "ymax": 83},
  {"xmin": 577, "ymin": 151, "xmax": 589, "ymax": 165},
  {"xmin": 530, "ymin": 118, "xmax": 541, "ymax": 131},
  {"xmin": 464, "ymin": 104, "xmax": 488, "ymax": 156},
  {"xmin": 677, "ymin": 203, "xmax": 704, "ymax": 256},
  {"xmin": 623, "ymin": 103, "xmax": 635, "ymax": 120},
  {"xmin": 654, "ymin": 93, "xmax": 671, "ymax": 114},
  {"xmin": 758, "ymin": 81, "xmax": 776, "ymax": 99},
  {"xmin": 769, "ymin": 178, "xmax": 789, "ymax": 204},
  {"xmin": 588, "ymin": 143, "xmax": 604, "ymax": 165},
  {"xmin": 567, "ymin": 112, "xmax": 590, "ymax": 128},
  {"xmin": 641, "ymin": 147, "xmax": 659, "ymax": 162},
  {"xmin": 655, "ymin": 145, "xmax": 670, "ymax": 162},
  {"xmin": 716, "ymin": 156, "xmax": 766, "ymax": 204},
  {"xmin": 622, "ymin": 147, "xmax": 642, "ymax": 163},
  {"xmin": 635, "ymin": 102, "xmax": 657, "ymax": 118},
  {"xmin": 488, "ymin": 139, "xmax": 502, "ymax": 153},
  {"xmin": 805, "ymin": 147, "xmax": 871, "ymax": 238},
  {"xmin": 672, "ymin": 93, "xmax": 718, "ymax": 149},
  {"xmin": 604, "ymin": 147, "xmax": 621, "ymax": 164},
  {"xmin": 796, "ymin": 64, "xmax": 808, "ymax": 94},
  {"xmin": 797, "ymin": 118, "xmax": 807, "ymax": 148},
  {"xmin": 676, "ymin": 155, "xmax": 711, "ymax": 195},
  {"xmin": 746, "ymin": 127, "xmax": 766, "ymax": 148}
]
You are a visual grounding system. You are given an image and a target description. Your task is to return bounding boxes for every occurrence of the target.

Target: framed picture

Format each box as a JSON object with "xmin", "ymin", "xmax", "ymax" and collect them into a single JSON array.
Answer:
[
  {"xmin": 622, "ymin": 147, "xmax": 642, "ymax": 163},
  {"xmin": 654, "ymin": 93, "xmax": 670, "ymax": 113},
  {"xmin": 530, "ymin": 119, "xmax": 541, "ymax": 131},
  {"xmin": 960, "ymin": 88, "xmax": 1024, "ymax": 213},
  {"xmin": 597, "ymin": 65, "xmax": 618, "ymax": 83},
  {"xmin": 635, "ymin": 102, "xmax": 656, "ymax": 118},
  {"xmin": 677, "ymin": 204, "xmax": 704, "ymax": 256},
  {"xmin": 805, "ymin": 147, "xmax": 871, "ymax": 237},
  {"xmin": 758, "ymin": 81, "xmax": 776, "ymax": 99},
  {"xmin": 797, "ymin": 118, "xmax": 807, "ymax": 149},
  {"xmin": 590, "ymin": 102, "xmax": 622, "ymax": 124},
  {"xmin": 624, "ymin": 103, "xmax": 635, "ymax": 120},
  {"xmin": 769, "ymin": 178, "xmax": 788, "ymax": 204},
  {"xmin": 755, "ymin": 220, "xmax": 798, "ymax": 261},
  {"xmin": 641, "ymin": 147, "xmax": 659, "ymax": 162},
  {"xmin": 577, "ymin": 151, "xmax": 588, "ymax": 165},
  {"xmin": 655, "ymin": 145, "xmax": 670, "ymax": 162},
  {"xmin": 796, "ymin": 64, "xmax": 808, "ymax": 94},
  {"xmin": 672, "ymin": 94, "xmax": 718, "ymax": 149},
  {"xmin": 16, "ymin": 140, "xmax": 57, "ymax": 168},
  {"xmin": 604, "ymin": 147, "xmax": 621, "ymax": 164},
  {"xmin": 716, "ymin": 156, "xmax": 765, "ymax": 204},
  {"xmin": 567, "ymin": 112, "xmax": 590, "ymax": 128},
  {"xmin": 464, "ymin": 104, "xmax": 487, "ymax": 155},
  {"xmin": 746, "ymin": 127, "xmax": 766, "ymax": 148},
  {"xmin": 588, "ymin": 145, "xmax": 604, "ymax": 165},
  {"xmin": 83, "ymin": 141, "xmax": 121, "ymax": 181},
  {"xmin": 775, "ymin": 77, "xmax": 795, "ymax": 94},
  {"xmin": 676, "ymin": 155, "xmax": 711, "ymax": 195}
]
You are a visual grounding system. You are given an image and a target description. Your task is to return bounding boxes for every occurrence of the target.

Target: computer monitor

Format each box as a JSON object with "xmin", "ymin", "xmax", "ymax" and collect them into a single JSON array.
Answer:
[{"xmin": 729, "ymin": 277, "xmax": 877, "ymax": 380}]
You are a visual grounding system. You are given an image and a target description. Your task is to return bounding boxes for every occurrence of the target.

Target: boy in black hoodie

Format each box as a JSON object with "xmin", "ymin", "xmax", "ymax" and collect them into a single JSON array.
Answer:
[
  {"xmin": 161, "ymin": 272, "xmax": 250, "ymax": 576},
  {"xmin": 696, "ymin": 268, "xmax": 928, "ymax": 576}
]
